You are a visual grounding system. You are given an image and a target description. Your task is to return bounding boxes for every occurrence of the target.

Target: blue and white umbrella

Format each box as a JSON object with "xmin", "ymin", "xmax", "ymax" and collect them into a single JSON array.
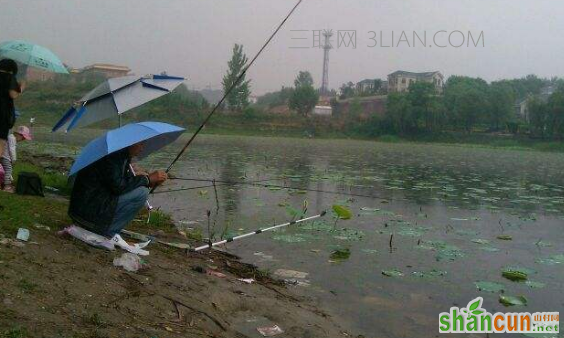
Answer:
[
  {"xmin": 69, "ymin": 122, "xmax": 185, "ymax": 176},
  {"xmin": 53, "ymin": 74, "xmax": 185, "ymax": 132}
]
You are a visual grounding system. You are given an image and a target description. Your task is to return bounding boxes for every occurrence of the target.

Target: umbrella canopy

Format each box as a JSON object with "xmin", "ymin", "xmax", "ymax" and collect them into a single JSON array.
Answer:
[
  {"xmin": 52, "ymin": 74, "xmax": 185, "ymax": 132},
  {"xmin": 0, "ymin": 40, "xmax": 68, "ymax": 74},
  {"xmin": 69, "ymin": 122, "xmax": 185, "ymax": 176}
]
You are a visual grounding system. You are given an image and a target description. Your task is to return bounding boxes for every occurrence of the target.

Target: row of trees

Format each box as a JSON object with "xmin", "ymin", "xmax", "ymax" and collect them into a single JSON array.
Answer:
[
  {"xmin": 385, "ymin": 75, "xmax": 563, "ymax": 137},
  {"xmin": 221, "ymin": 44, "xmax": 564, "ymax": 140}
]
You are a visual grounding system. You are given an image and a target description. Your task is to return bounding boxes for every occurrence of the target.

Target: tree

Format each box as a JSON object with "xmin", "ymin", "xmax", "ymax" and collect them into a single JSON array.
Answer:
[
  {"xmin": 257, "ymin": 86, "xmax": 294, "ymax": 108},
  {"xmin": 339, "ymin": 82, "xmax": 355, "ymax": 100},
  {"xmin": 444, "ymin": 76, "xmax": 489, "ymax": 132},
  {"xmin": 222, "ymin": 44, "xmax": 251, "ymax": 111},
  {"xmin": 294, "ymin": 71, "xmax": 314, "ymax": 87},
  {"xmin": 288, "ymin": 71, "xmax": 319, "ymax": 117},
  {"xmin": 528, "ymin": 97, "xmax": 549, "ymax": 138},
  {"xmin": 487, "ymin": 81, "xmax": 515, "ymax": 131},
  {"xmin": 407, "ymin": 82, "xmax": 436, "ymax": 131},
  {"xmin": 386, "ymin": 93, "xmax": 414, "ymax": 134},
  {"xmin": 547, "ymin": 84, "xmax": 564, "ymax": 139}
]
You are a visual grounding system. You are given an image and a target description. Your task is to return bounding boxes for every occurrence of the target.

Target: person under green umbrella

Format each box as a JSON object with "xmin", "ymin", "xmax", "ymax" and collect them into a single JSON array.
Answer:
[{"xmin": 0, "ymin": 59, "xmax": 25, "ymax": 158}]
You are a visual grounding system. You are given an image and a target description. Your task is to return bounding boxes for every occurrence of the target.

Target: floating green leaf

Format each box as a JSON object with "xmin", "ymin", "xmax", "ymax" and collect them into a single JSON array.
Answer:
[
  {"xmin": 332, "ymin": 205, "xmax": 352, "ymax": 220},
  {"xmin": 499, "ymin": 295, "xmax": 527, "ymax": 306},
  {"xmin": 525, "ymin": 281, "xmax": 546, "ymax": 289},
  {"xmin": 471, "ymin": 239, "xmax": 490, "ymax": 245},
  {"xmin": 412, "ymin": 270, "xmax": 447, "ymax": 279},
  {"xmin": 300, "ymin": 220, "xmax": 333, "ymax": 232},
  {"xmin": 497, "ymin": 235, "xmax": 513, "ymax": 241},
  {"xmin": 475, "ymin": 281, "xmax": 505, "ymax": 293},
  {"xmin": 333, "ymin": 229, "xmax": 365, "ymax": 241},
  {"xmin": 479, "ymin": 246, "xmax": 500, "ymax": 252},
  {"xmin": 272, "ymin": 233, "xmax": 316, "ymax": 243},
  {"xmin": 536, "ymin": 254, "xmax": 564, "ymax": 266},
  {"xmin": 382, "ymin": 269, "xmax": 404, "ymax": 277},
  {"xmin": 502, "ymin": 269, "xmax": 528, "ymax": 281},
  {"xmin": 361, "ymin": 249, "xmax": 378, "ymax": 254},
  {"xmin": 330, "ymin": 248, "xmax": 351, "ymax": 261}
]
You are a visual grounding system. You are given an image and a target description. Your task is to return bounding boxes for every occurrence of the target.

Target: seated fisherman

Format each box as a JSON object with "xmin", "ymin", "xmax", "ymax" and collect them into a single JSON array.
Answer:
[{"xmin": 68, "ymin": 141, "xmax": 167, "ymax": 249}]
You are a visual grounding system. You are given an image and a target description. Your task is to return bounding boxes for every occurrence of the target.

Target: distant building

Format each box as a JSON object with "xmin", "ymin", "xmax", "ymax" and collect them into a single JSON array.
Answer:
[
  {"xmin": 356, "ymin": 79, "xmax": 387, "ymax": 96},
  {"xmin": 514, "ymin": 85, "xmax": 556, "ymax": 121},
  {"xmin": 79, "ymin": 63, "xmax": 131, "ymax": 79},
  {"xmin": 249, "ymin": 95, "xmax": 258, "ymax": 104},
  {"xmin": 356, "ymin": 79, "xmax": 377, "ymax": 94},
  {"xmin": 387, "ymin": 71, "xmax": 444, "ymax": 94},
  {"xmin": 313, "ymin": 105, "xmax": 333, "ymax": 116}
]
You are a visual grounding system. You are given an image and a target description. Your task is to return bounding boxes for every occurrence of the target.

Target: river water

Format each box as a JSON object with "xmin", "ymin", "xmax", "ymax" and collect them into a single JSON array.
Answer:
[{"xmin": 32, "ymin": 133, "xmax": 564, "ymax": 338}]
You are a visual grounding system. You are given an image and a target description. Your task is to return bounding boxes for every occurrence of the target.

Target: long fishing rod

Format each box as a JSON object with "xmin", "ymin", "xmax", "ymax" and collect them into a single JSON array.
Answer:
[
  {"xmin": 191, "ymin": 211, "xmax": 326, "ymax": 252},
  {"xmin": 151, "ymin": 0, "xmax": 304, "ymax": 195}
]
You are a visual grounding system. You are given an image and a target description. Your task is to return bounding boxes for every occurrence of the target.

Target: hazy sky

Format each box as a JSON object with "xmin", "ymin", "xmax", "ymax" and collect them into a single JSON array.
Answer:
[{"xmin": 2, "ymin": 0, "xmax": 563, "ymax": 94}]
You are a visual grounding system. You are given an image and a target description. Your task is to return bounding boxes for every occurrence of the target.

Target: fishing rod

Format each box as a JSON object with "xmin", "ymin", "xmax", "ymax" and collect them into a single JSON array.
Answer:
[
  {"xmin": 150, "ymin": 0, "xmax": 304, "ymax": 194},
  {"xmin": 191, "ymin": 211, "xmax": 326, "ymax": 252}
]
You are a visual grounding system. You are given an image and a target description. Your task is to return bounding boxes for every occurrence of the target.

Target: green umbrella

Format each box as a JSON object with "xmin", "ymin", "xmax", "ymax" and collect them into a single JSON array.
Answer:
[{"xmin": 0, "ymin": 40, "xmax": 68, "ymax": 74}]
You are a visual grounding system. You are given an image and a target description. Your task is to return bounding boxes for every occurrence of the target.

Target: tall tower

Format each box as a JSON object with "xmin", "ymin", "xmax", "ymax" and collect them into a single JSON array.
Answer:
[{"xmin": 321, "ymin": 30, "xmax": 333, "ymax": 96}]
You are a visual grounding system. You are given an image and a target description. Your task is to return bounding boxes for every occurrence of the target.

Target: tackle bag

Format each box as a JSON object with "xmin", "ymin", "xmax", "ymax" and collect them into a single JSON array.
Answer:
[{"xmin": 15, "ymin": 172, "xmax": 44, "ymax": 197}]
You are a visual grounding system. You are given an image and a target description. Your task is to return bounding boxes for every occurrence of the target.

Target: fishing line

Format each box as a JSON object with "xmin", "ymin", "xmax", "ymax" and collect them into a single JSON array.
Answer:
[
  {"xmin": 158, "ymin": 176, "xmax": 409, "ymax": 202},
  {"xmin": 150, "ymin": 0, "xmax": 304, "ymax": 195},
  {"xmin": 159, "ymin": 177, "xmax": 548, "ymax": 214}
]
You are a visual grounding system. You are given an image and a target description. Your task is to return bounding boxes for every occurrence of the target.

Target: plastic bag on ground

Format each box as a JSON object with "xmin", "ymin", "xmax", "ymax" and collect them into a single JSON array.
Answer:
[
  {"xmin": 113, "ymin": 253, "xmax": 145, "ymax": 272},
  {"xmin": 110, "ymin": 234, "xmax": 149, "ymax": 256},
  {"xmin": 58, "ymin": 225, "xmax": 115, "ymax": 251},
  {"xmin": 257, "ymin": 325, "xmax": 284, "ymax": 337}
]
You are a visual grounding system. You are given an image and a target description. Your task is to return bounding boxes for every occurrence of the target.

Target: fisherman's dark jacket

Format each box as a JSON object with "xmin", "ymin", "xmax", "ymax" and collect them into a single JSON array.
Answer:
[{"xmin": 68, "ymin": 149, "xmax": 149, "ymax": 235}]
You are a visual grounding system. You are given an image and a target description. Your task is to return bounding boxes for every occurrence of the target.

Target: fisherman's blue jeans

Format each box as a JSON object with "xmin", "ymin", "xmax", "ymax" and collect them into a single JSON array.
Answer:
[{"xmin": 105, "ymin": 187, "xmax": 149, "ymax": 237}]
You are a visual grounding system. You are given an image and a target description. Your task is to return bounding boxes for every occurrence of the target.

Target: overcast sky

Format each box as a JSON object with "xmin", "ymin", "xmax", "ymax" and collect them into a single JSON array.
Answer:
[{"xmin": 2, "ymin": 0, "xmax": 563, "ymax": 94}]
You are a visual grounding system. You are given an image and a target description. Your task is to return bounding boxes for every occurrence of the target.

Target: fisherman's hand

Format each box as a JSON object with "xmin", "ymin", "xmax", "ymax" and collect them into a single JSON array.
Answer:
[{"xmin": 148, "ymin": 171, "xmax": 168, "ymax": 187}]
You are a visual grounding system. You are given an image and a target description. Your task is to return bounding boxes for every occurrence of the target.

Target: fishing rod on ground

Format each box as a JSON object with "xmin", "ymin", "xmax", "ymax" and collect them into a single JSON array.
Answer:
[
  {"xmin": 191, "ymin": 211, "xmax": 326, "ymax": 252},
  {"xmin": 149, "ymin": 0, "xmax": 304, "ymax": 195}
]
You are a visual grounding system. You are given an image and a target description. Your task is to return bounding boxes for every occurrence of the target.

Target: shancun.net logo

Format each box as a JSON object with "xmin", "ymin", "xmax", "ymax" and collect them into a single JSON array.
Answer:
[{"xmin": 439, "ymin": 297, "xmax": 559, "ymax": 333}]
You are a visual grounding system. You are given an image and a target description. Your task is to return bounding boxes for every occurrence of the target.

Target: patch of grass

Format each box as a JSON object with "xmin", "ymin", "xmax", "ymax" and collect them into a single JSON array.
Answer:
[
  {"xmin": 2, "ymin": 327, "xmax": 28, "ymax": 338},
  {"xmin": 0, "ymin": 190, "xmax": 69, "ymax": 234},
  {"xmin": 16, "ymin": 279, "xmax": 37, "ymax": 293},
  {"xmin": 185, "ymin": 228, "xmax": 203, "ymax": 241},
  {"xmin": 378, "ymin": 134, "xmax": 402, "ymax": 143},
  {"xmin": 256, "ymin": 268, "xmax": 272, "ymax": 279},
  {"xmin": 85, "ymin": 313, "xmax": 107, "ymax": 329},
  {"xmin": 144, "ymin": 210, "xmax": 174, "ymax": 230}
]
